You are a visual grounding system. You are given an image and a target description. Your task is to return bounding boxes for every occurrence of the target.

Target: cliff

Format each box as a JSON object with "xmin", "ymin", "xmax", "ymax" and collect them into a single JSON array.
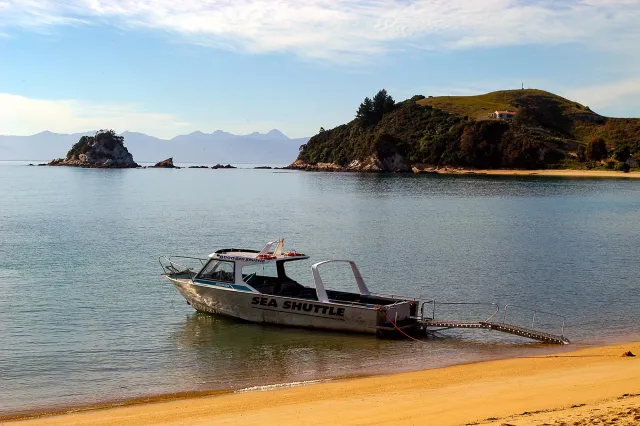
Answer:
[
  {"xmin": 292, "ymin": 89, "xmax": 640, "ymax": 172},
  {"xmin": 48, "ymin": 130, "xmax": 139, "ymax": 168}
]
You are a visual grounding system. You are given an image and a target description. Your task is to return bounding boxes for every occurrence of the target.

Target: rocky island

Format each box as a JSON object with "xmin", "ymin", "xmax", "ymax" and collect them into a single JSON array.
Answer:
[
  {"xmin": 48, "ymin": 130, "xmax": 139, "ymax": 168},
  {"xmin": 290, "ymin": 89, "xmax": 640, "ymax": 173},
  {"xmin": 152, "ymin": 158, "xmax": 179, "ymax": 168}
]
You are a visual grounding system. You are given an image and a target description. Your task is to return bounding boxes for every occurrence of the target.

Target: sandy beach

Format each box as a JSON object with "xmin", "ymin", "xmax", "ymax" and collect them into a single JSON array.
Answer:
[
  {"xmin": 433, "ymin": 169, "xmax": 640, "ymax": 178},
  {"xmin": 4, "ymin": 341, "xmax": 638, "ymax": 426}
]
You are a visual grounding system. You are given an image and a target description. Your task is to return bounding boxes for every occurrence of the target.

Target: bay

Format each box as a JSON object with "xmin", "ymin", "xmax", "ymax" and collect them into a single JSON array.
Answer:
[{"xmin": 1, "ymin": 162, "xmax": 639, "ymax": 415}]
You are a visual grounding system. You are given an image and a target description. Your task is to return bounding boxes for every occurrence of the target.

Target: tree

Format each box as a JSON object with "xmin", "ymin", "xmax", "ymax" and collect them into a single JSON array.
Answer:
[
  {"xmin": 94, "ymin": 129, "xmax": 124, "ymax": 151},
  {"xmin": 614, "ymin": 145, "xmax": 630, "ymax": 162},
  {"xmin": 372, "ymin": 89, "xmax": 395, "ymax": 122},
  {"xmin": 356, "ymin": 97, "xmax": 375, "ymax": 126},
  {"xmin": 577, "ymin": 145, "xmax": 586, "ymax": 162},
  {"xmin": 356, "ymin": 89, "xmax": 395, "ymax": 127},
  {"xmin": 513, "ymin": 107, "xmax": 537, "ymax": 128},
  {"xmin": 65, "ymin": 129, "xmax": 124, "ymax": 159},
  {"xmin": 586, "ymin": 137, "xmax": 607, "ymax": 161}
]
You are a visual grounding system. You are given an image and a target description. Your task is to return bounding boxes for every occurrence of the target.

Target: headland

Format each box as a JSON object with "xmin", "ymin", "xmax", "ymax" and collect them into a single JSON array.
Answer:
[{"xmin": 292, "ymin": 89, "xmax": 640, "ymax": 175}]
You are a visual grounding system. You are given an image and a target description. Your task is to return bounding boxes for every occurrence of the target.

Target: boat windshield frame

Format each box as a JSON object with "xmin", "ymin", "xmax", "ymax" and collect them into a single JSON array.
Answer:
[
  {"xmin": 311, "ymin": 260, "xmax": 370, "ymax": 303},
  {"xmin": 194, "ymin": 252, "xmax": 309, "ymax": 292}
]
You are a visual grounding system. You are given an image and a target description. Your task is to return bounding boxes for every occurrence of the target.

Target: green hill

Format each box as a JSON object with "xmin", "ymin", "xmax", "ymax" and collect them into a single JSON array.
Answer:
[
  {"xmin": 294, "ymin": 89, "xmax": 640, "ymax": 171},
  {"xmin": 417, "ymin": 89, "xmax": 590, "ymax": 122}
]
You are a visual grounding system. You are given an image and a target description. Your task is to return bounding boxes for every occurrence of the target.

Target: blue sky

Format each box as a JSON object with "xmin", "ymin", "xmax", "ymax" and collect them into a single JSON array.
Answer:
[{"xmin": 1, "ymin": 0, "xmax": 639, "ymax": 139}]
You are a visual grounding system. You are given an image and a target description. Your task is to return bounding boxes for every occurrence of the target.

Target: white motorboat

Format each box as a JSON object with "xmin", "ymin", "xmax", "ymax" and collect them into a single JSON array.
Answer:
[
  {"xmin": 160, "ymin": 239, "xmax": 418, "ymax": 335},
  {"xmin": 160, "ymin": 239, "xmax": 570, "ymax": 343}
]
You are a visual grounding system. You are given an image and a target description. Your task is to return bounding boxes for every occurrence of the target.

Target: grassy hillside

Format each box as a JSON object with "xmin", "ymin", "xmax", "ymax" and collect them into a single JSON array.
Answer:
[
  {"xmin": 418, "ymin": 89, "xmax": 640, "ymax": 147},
  {"xmin": 417, "ymin": 89, "xmax": 591, "ymax": 122},
  {"xmin": 297, "ymin": 89, "xmax": 640, "ymax": 171}
]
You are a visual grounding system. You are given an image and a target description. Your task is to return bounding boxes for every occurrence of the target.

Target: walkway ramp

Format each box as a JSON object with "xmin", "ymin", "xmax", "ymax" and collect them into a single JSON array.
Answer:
[
  {"xmin": 419, "ymin": 302, "xmax": 569, "ymax": 345},
  {"xmin": 422, "ymin": 320, "xmax": 569, "ymax": 344}
]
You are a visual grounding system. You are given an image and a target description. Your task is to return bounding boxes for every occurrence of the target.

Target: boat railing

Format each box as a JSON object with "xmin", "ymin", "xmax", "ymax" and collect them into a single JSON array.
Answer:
[
  {"xmin": 420, "ymin": 300, "xmax": 567, "ymax": 340},
  {"xmin": 502, "ymin": 304, "xmax": 567, "ymax": 338},
  {"xmin": 421, "ymin": 301, "xmax": 500, "ymax": 323},
  {"xmin": 158, "ymin": 256, "xmax": 207, "ymax": 280},
  {"xmin": 370, "ymin": 292, "xmax": 423, "ymax": 302}
]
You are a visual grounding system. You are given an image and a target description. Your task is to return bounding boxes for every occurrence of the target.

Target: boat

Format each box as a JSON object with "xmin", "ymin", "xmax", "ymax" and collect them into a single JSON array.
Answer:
[
  {"xmin": 160, "ymin": 239, "xmax": 418, "ymax": 335},
  {"xmin": 159, "ymin": 239, "xmax": 570, "ymax": 343}
]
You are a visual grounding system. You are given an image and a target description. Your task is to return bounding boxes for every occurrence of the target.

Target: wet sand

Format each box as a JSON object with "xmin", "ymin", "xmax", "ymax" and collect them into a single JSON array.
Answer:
[
  {"xmin": 4, "ymin": 341, "xmax": 639, "ymax": 425},
  {"xmin": 434, "ymin": 169, "xmax": 640, "ymax": 178}
]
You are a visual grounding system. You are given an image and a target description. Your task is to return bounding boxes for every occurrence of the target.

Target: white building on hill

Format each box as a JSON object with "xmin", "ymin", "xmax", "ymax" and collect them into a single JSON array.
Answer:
[{"xmin": 490, "ymin": 111, "xmax": 517, "ymax": 121}]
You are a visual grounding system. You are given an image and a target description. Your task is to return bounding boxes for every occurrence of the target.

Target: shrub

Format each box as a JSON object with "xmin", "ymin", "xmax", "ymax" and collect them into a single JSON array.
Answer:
[
  {"xmin": 614, "ymin": 145, "xmax": 631, "ymax": 162},
  {"xmin": 586, "ymin": 137, "xmax": 607, "ymax": 161},
  {"xmin": 616, "ymin": 162, "xmax": 631, "ymax": 173},
  {"xmin": 67, "ymin": 135, "xmax": 93, "ymax": 158},
  {"xmin": 66, "ymin": 130, "xmax": 123, "ymax": 159}
]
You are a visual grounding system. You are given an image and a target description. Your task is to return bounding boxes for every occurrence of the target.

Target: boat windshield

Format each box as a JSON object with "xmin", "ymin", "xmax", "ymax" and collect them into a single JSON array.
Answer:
[{"xmin": 197, "ymin": 259, "xmax": 235, "ymax": 283}]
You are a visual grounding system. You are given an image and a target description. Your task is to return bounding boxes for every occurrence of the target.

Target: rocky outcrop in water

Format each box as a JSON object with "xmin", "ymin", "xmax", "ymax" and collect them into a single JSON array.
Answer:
[
  {"xmin": 287, "ymin": 160, "xmax": 344, "ymax": 172},
  {"xmin": 152, "ymin": 158, "xmax": 179, "ymax": 168},
  {"xmin": 48, "ymin": 130, "xmax": 139, "ymax": 168},
  {"xmin": 212, "ymin": 164, "xmax": 236, "ymax": 169}
]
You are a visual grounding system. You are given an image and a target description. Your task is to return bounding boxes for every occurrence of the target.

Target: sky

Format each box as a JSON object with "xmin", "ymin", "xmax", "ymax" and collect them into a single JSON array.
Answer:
[{"xmin": 0, "ymin": 0, "xmax": 639, "ymax": 139}]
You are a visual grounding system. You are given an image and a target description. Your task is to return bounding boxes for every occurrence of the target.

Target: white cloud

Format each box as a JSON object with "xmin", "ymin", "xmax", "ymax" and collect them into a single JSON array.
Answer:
[
  {"xmin": 0, "ymin": 0, "xmax": 639, "ymax": 60},
  {"xmin": 563, "ymin": 78, "xmax": 640, "ymax": 116},
  {"xmin": 0, "ymin": 93, "xmax": 191, "ymax": 138}
]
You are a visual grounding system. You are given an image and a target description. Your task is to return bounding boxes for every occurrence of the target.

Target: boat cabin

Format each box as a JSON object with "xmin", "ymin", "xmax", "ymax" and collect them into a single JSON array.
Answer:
[{"xmin": 193, "ymin": 240, "xmax": 403, "ymax": 307}]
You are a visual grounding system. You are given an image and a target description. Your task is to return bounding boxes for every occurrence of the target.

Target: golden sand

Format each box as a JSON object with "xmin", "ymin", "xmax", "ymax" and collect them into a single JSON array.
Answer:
[{"xmin": 5, "ymin": 342, "xmax": 639, "ymax": 426}]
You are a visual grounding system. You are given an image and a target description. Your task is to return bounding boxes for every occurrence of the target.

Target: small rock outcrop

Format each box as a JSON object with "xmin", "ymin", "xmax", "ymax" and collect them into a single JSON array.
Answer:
[
  {"xmin": 287, "ymin": 153, "xmax": 411, "ymax": 173},
  {"xmin": 286, "ymin": 159, "xmax": 343, "ymax": 172},
  {"xmin": 211, "ymin": 164, "xmax": 236, "ymax": 169},
  {"xmin": 48, "ymin": 130, "xmax": 139, "ymax": 168},
  {"xmin": 188, "ymin": 165, "xmax": 209, "ymax": 169},
  {"xmin": 152, "ymin": 158, "xmax": 179, "ymax": 168},
  {"xmin": 253, "ymin": 166, "xmax": 273, "ymax": 169}
]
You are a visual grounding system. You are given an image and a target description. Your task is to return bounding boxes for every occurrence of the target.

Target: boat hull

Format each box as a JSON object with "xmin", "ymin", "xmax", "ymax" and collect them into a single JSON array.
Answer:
[{"xmin": 168, "ymin": 277, "xmax": 412, "ymax": 334}]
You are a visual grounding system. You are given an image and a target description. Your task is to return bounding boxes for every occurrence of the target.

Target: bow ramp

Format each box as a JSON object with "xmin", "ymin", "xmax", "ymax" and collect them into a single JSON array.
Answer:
[{"xmin": 418, "ymin": 302, "xmax": 570, "ymax": 345}]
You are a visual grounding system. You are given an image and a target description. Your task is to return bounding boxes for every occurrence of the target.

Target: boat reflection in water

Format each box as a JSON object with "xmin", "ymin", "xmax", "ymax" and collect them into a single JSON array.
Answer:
[
  {"xmin": 170, "ymin": 312, "xmax": 392, "ymax": 390},
  {"xmin": 169, "ymin": 311, "xmax": 568, "ymax": 393}
]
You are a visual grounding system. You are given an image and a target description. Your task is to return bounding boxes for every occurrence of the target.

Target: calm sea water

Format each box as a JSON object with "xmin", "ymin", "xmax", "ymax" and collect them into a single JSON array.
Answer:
[{"xmin": 1, "ymin": 161, "xmax": 639, "ymax": 415}]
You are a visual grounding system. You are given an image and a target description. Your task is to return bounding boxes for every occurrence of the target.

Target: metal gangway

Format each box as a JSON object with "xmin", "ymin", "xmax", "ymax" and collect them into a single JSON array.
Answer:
[{"xmin": 417, "ymin": 301, "xmax": 570, "ymax": 345}]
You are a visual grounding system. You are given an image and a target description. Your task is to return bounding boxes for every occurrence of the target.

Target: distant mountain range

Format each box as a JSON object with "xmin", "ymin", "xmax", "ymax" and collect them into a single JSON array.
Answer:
[{"xmin": 0, "ymin": 130, "xmax": 309, "ymax": 164}]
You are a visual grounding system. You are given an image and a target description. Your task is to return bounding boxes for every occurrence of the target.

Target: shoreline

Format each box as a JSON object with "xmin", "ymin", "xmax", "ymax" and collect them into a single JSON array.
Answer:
[
  {"xmin": 0, "ymin": 339, "xmax": 588, "ymax": 421},
  {"xmin": 4, "ymin": 341, "xmax": 639, "ymax": 425},
  {"xmin": 432, "ymin": 168, "xmax": 640, "ymax": 178},
  {"xmin": 8, "ymin": 161, "xmax": 640, "ymax": 177}
]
